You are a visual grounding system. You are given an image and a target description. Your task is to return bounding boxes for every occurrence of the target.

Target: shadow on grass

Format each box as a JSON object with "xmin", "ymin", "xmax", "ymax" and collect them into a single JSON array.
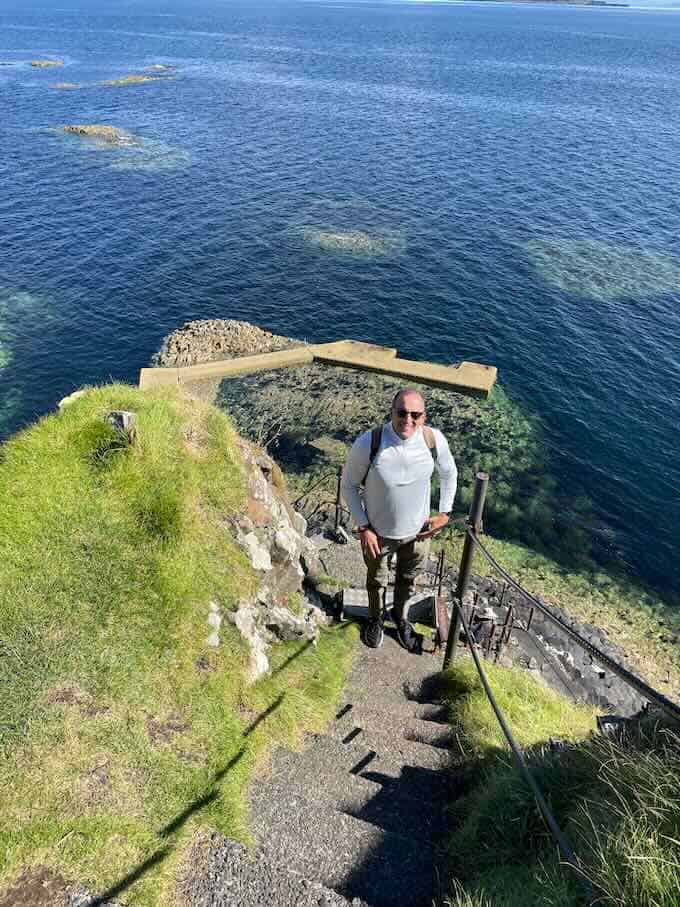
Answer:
[
  {"xmin": 269, "ymin": 639, "xmax": 314, "ymax": 679},
  {"xmin": 85, "ymin": 693, "xmax": 287, "ymax": 906}
]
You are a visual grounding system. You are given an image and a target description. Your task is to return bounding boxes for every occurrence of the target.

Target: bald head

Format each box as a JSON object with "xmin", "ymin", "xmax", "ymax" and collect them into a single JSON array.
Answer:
[{"xmin": 392, "ymin": 388, "xmax": 425, "ymax": 411}]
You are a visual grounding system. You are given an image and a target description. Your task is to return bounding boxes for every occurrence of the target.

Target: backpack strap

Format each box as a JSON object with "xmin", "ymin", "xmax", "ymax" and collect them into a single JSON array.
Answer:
[
  {"xmin": 369, "ymin": 425, "xmax": 383, "ymax": 466},
  {"xmin": 361, "ymin": 425, "xmax": 383, "ymax": 485},
  {"xmin": 423, "ymin": 426, "xmax": 438, "ymax": 461}
]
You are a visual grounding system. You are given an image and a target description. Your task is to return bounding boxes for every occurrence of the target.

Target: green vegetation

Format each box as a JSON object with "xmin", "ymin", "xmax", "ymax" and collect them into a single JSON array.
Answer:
[
  {"xmin": 219, "ymin": 370, "xmax": 596, "ymax": 569},
  {"xmin": 440, "ymin": 661, "xmax": 680, "ymax": 907},
  {"xmin": 0, "ymin": 384, "xmax": 357, "ymax": 905},
  {"xmin": 438, "ymin": 530, "xmax": 680, "ymax": 696}
]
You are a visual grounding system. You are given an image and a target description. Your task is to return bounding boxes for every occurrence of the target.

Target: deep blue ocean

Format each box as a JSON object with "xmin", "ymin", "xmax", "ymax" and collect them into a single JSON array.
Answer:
[{"xmin": 1, "ymin": 0, "xmax": 679, "ymax": 599}]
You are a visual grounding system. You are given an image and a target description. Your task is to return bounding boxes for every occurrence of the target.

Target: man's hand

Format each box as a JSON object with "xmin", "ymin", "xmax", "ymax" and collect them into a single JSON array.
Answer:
[
  {"xmin": 417, "ymin": 513, "xmax": 449, "ymax": 540},
  {"xmin": 359, "ymin": 526, "xmax": 383, "ymax": 559}
]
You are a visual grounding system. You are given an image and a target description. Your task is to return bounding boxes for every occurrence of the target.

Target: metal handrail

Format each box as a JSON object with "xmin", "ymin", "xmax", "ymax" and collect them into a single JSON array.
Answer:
[{"xmin": 469, "ymin": 529, "xmax": 680, "ymax": 723}]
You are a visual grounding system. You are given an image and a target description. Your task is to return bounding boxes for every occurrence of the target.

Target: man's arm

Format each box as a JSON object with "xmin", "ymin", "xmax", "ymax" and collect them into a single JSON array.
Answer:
[
  {"xmin": 434, "ymin": 430, "xmax": 457, "ymax": 514},
  {"xmin": 417, "ymin": 430, "xmax": 457, "ymax": 539},
  {"xmin": 340, "ymin": 433, "xmax": 372, "ymax": 529}
]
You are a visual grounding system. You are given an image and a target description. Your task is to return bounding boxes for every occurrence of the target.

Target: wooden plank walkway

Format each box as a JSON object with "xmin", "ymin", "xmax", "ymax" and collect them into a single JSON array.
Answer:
[{"xmin": 139, "ymin": 339, "xmax": 497, "ymax": 398}]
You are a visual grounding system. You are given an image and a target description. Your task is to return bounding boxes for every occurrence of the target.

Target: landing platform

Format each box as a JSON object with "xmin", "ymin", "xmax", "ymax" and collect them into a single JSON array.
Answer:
[{"xmin": 139, "ymin": 339, "xmax": 497, "ymax": 399}]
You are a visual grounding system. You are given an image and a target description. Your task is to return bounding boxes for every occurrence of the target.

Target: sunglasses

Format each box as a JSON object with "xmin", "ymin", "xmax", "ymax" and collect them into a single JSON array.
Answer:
[{"xmin": 396, "ymin": 408, "xmax": 424, "ymax": 420}]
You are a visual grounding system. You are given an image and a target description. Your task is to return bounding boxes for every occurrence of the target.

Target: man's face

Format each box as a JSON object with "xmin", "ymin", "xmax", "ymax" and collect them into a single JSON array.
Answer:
[{"xmin": 391, "ymin": 392, "xmax": 425, "ymax": 440}]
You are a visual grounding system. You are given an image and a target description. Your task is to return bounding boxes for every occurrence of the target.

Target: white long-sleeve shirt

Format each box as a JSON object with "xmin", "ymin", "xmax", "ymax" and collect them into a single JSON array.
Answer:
[{"xmin": 341, "ymin": 422, "xmax": 457, "ymax": 540}]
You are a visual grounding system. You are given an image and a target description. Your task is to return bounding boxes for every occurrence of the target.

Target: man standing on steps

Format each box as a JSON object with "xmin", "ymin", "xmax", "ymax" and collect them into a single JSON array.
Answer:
[{"xmin": 341, "ymin": 387, "xmax": 457, "ymax": 651}]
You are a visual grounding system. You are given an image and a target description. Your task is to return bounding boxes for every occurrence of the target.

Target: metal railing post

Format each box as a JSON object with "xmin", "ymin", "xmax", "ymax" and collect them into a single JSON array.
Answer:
[
  {"xmin": 443, "ymin": 472, "xmax": 489, "ymax": 669},
  {"xmin": 333, "ymin": 467, "xmax": 343, "ymax": 532}
]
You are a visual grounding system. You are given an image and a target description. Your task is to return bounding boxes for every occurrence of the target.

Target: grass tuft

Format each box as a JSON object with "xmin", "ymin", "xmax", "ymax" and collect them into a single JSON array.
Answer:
[{"xmin": 440, "ymin": 659, "xmax": 680, "ymax": 906}]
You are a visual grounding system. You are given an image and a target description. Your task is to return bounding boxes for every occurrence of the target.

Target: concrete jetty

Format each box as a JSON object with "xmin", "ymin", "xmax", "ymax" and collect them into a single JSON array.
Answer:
[{"xmin": 139, "ymin": 339, "xmax": 497, "ymax": 399}]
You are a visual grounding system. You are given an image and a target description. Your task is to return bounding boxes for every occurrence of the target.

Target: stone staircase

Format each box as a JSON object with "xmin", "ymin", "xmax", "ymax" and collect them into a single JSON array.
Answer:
[{"xmin": 186, "ymin": 619, "xmax": 460, "ymax": 907}]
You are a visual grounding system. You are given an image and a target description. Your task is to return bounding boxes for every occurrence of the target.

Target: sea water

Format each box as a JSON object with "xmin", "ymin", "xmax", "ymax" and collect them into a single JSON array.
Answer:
[{"xmin": 1, "ymin": 0, "xmax": 679, "ymax": 598}]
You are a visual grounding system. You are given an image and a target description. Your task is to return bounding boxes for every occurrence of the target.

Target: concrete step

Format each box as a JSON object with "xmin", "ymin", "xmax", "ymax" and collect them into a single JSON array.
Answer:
[
  {"xmin": 335, "ymin": 700, "xmax": 450, "ymax": 725},
  {"xmin": 265, "ymin": 752, "xmax": 450, "ymax": 840},
  {"xmin": 346, "ymin": 643, "xmax": 445, "ymax": 697},
  {"xmin": 183, "ymin": 835, "xmax": 368, "ymax": 907},
  {"xmin": 332, "ymin": 703, "xmax": 458, "ymax": 752},
  {"xmin": 269, "ymin": 734, "xmax": 456, "ymax": 796},
  {"xmin": 249, "ymin": 781, "xmax": 445, "ymax": 907},
  {"xmin": 325, "ymin": 717, "xmax": 458, "ymax": 766}
]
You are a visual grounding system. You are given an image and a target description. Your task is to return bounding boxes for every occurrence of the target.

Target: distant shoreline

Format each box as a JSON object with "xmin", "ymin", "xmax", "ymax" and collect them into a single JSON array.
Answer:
[{"xmin": 477, "ymin": 0, "xmax": 630, "ymax": 6}]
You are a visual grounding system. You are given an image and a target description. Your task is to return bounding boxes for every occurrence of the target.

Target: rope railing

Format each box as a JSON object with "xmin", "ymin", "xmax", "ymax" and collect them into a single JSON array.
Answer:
[
  {"xmin": 454, "ymin": 596, "xmax": 598, "ymax": 905},
  {"xmin": 467, "ymin": 527, "xmax": 680, "ymax": 723},
  {"xmin": 436, "ymin": 472, "xmax": 679, "ymax": 904}
]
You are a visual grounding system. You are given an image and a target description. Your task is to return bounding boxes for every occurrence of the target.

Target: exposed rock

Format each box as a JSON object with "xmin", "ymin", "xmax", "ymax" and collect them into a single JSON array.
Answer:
[
  {"xmin": 226, "ymin": 602, "xmax": 270, "ymax": 678},
  {"xmin": 241, "ymin": 531, "xmax": 273, "ymax": 573},
  {"xmin": 206, "ymin": 601, "xmax": 223, "ymax": 648},
  {"xmin": 57, "ymin": 389, "xmax": 87, "ymax": 409},
  {"xmin": 462, "ymin": 571, "xmax": 651, "ymax": 716},
  {"xmin": 154, "ymin": 319, "xmax": 295, "ymax": 368},
  {"xmin": 102, "ymin": 74, "xmax": 170, "ymax": 87},
  {"xmin": 107, "ymin": 410, "xmax": 137, "ymax": 442},
  {"xmin": 147, "ymin": 64, "xmax": 175, "ymax": 72},
  {"xmin": 227, "ymin": 439, "xmax": 331, "ymax": 681},
  {"xmin": 31, "ymin": 59, "xmax": 64, "ymax": 68},
  {"xmin": 63, "ymin": 125, "xmax": 135, "ymax": 145}
]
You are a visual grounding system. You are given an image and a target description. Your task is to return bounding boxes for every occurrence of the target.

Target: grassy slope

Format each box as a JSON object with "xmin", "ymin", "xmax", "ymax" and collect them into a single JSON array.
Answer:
[
  {"xmin": 440, "ymin": 661, "xmax": 680, "ymax": 907},
  {"xmin": 0, "ymin": 384, "xmax": 358, "ymax": 905},
  {"xmin": 439, "ymin": 530, "xmax": 680, "ymax": 697}
]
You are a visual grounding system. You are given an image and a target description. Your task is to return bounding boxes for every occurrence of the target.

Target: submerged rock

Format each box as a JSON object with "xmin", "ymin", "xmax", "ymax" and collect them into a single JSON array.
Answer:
[
  {"xmin": 63, "ymin": 124, "xmax": 136, "ymax": 145},
  {"xmin": 51, "ymin": 82, "xmax": 80, "ymax": 90},
  {"xmin": 302, "ymin": 228, "xmax": 400, "ymax": 256},
  {"xmin": 31, "ymin": 59, "xmax": 64, "ymax": 68},
  {"xmin": 102, "ymin": 73, "xmax": 170, "ymax": 87}
]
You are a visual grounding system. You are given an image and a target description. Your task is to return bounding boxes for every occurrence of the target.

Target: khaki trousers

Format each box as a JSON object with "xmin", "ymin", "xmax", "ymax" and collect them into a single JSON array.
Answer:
[{"xmin": 363, "ymin": 536, "xmax": 430, "ymax": 622}]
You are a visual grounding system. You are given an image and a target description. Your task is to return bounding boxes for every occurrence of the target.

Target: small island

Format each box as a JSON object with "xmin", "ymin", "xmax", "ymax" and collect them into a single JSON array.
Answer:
[{"xmin": 30, "ymin": 59, "xmax": 64, "ymax": 68}]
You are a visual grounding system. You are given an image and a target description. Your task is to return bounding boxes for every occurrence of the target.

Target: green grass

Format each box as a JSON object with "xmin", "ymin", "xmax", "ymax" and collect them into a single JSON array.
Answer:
[
  {"xmin": 439, "ymin": 660, "xmax": 680, "ymax": 907},
  {"xmin": 0, "ymin": 384, "xmax": 358, "ymax": 905},
  {"xmin": 438, "ymin": 529, "xmax": 680, "ymax": 696},
  {"xmin": 440, "ymin": 660, "xmax": 598, "ymax": 757}
]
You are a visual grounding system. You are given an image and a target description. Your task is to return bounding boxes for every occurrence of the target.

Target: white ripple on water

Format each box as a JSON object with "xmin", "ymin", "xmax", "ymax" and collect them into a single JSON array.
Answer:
[{"xmin": 526, "ymin": 238, "xmax": 680, "ymax": 301}]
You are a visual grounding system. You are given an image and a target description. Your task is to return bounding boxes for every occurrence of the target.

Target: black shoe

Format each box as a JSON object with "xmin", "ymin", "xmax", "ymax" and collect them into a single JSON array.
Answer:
[
  {"xmin": 397, "ymin": 619, "xmax": 422, "ymax": 654},
  {"xmin": 363, "ymin": 618, "xmax": 384, "ymax": 649}
]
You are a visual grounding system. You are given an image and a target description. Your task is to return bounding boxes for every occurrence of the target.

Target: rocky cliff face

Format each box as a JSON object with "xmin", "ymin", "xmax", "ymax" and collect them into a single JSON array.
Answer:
[{"xmin": 224, "ymin": 436, "xmax": 328, "ymax": 682}]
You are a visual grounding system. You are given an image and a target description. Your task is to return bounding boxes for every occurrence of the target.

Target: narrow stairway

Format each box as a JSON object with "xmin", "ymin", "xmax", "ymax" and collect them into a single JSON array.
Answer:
[{"xmin": 190, "ymin": 616, "xmax": 459, "ymax": 907}]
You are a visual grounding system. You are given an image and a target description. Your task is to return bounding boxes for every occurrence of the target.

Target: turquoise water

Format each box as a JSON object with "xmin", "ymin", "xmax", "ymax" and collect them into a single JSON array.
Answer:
[{"xmin": 1, "ymin": 0, "xmax": 679, "ymax": 598}]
